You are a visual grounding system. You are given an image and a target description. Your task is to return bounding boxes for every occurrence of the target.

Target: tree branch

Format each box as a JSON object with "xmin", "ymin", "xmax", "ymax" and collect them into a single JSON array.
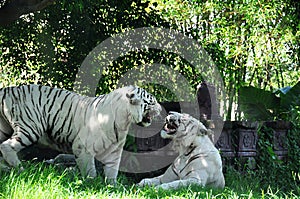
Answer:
[{"xmin": 0, "ymin": 0, "xmax": 55, "ymax": 26}]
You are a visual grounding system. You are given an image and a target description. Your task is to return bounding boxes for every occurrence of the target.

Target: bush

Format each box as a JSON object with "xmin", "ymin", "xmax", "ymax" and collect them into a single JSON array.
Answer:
[{"xmin": 254, "ymin": 106, "xmax": 300, "ymax": 193}]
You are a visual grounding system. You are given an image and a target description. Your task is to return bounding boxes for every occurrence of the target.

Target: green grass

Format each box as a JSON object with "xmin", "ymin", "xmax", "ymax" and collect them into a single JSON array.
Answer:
[{"xmin": 0, "ymin": 162, "xmax": 298, "ymax": 199}]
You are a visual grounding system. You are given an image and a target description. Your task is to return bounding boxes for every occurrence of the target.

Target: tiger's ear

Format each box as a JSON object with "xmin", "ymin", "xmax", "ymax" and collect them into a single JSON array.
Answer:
[{"xmin": 126, "ymin": 92, "xmax": 141, "ymax": 105}]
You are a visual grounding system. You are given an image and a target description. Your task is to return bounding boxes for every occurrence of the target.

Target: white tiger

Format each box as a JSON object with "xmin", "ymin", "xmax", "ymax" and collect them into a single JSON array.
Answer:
[
  {"xmin": 138, "ymin": 111, "xmax": 225, "ymax": 190},
  {"xmin": 0, "ymin": 84, "xmax": 161, "ymax": 183}
]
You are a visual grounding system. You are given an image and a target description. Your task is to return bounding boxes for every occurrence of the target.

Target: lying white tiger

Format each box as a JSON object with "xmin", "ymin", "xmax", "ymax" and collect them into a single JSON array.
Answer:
[
  {"xmin": 0, "ymin": 85, "xmax": 161, "ymax": 183},
  {"xmin": 138, "ymin": 111, "xmax": 225, "ymax": 189}
]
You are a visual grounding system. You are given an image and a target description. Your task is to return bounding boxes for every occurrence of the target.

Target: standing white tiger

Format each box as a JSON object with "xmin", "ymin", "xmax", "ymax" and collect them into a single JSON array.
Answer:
[
  {"xmin": 138, "ymin": 111, "xmax": 225, "ymax": 189},
  {"xmin": 0, "ymin": 84, "xmax": 161, "ymax": 183}
]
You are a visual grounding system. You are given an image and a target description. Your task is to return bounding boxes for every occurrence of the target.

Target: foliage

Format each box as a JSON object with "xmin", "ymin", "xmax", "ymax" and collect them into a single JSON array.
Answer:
[
  {"xmin": 0, "ymin": 162, "xmax": 299, "ymax": 199},
  {"xmin": 0, "ymin": 13, "xmax": 46, "ymax": 87},
  {"xmin": 1, "ymin": 1, "xmax": 299, "ymax": 118},
  {"xmin": 0, "ymin": 0, "xmax": 168, "ymax": 91},
  {"xmin": 239, "ymin": 81, "xmax": 300, "ymax": 120},
  {"xmin": 254, "ymin": 114, "xmax": 300, "ymax": 193},
  {"xmin": 238, "ymin": 87, "xmax": 300, "ymax": 192},
  {"xmin": 147, "ymin": 0, "xmax": 300, "ymax": 120},
  {"xmin": 0, "ymin": 0, "xmax": 208, "ymax": 102},
  {"xmin": 239, "ymin": 86, "xmax": 280, "ymax": 120}
]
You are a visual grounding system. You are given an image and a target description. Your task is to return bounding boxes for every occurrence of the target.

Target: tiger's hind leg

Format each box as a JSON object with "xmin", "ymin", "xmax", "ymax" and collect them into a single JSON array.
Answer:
[
  {"xmin": 0, "ymin": 119, "xmax": 14, "ymax": 171},
  {"xmin": 0, "ymin": 137, "xmax": 24, "ymax": 169},
  {"xmin": 0, "ymin": 116, "xmax": 13, "ymax": 144},
  {"xmin": 0, "ymin": 131, "xmax": 36, "ymax": 170}
]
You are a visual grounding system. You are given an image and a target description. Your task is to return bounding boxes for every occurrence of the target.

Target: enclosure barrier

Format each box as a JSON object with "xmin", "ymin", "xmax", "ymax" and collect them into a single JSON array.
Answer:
[{"xmin": 133, "ymin": 102, "xmax": 290, "ymax": 172}]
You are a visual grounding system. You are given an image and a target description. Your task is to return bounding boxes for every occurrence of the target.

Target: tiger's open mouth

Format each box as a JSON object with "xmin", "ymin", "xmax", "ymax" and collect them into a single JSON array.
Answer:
[
  {"xmin": 137, "ymin": 112, "xmax": 156, "ymax": 127},
  {"xmin": 164, "ymin": 122, "xmax": 178, "ymax": 135},
  {"xmin": 137, "ymin": 104, "xmax": 162, "ymax": 127},
  {"xmin": 161, "ymin": 113, "xmax": 180, "ymax": 138},
  {"xmin": 160, "ymin": 118, "xmax": 178, "ymax": 139},
  {"xmin": 142, "ymin": 113, "xmax": 152, "ymax": 123},
  {"xmin": 137, "ymin": 112, "xmax": 153, "ymax": 127}
]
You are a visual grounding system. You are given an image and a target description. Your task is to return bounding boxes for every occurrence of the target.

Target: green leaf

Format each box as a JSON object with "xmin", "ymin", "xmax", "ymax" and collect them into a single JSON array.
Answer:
[{"xmin": 239, "ymin": 86, "xmax": 280, "ymax": 120}]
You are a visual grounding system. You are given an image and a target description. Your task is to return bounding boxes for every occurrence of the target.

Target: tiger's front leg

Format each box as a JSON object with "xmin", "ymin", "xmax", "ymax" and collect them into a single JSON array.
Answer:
[
  {"xmin": 103, "ymin": 163, "xmax": 118, "ymax": 184},
  {"xmin": 138, "ymin": 165, "xmax": 178, "ymax": 187},
  {"xmin": 102, "ymin": 148, "xmax": 124, "ymax": 185},
  {"xmin": 156, "ymin": 170, "xmax": 208, "ymax": 190},
  {"xmin": 100, "ymin": 130, "xmax": 128, "ymax": 185},
  {"xmin": 138, "ymin": 176, "xmax": 163, "ymax": 187},
  {"xmin": 75, "ymin": 152, "xmax": 96, "ymax": 178},
  {"xmin": 155, "ymin": 178, "xmax": 202, "ymax": 190},
  {"xmin": 72, "ymin": 137, "xmax": 96, "ymax": 178}
]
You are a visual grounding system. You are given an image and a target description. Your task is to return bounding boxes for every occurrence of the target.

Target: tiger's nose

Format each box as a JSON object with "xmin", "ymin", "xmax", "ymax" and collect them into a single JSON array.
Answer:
[{"xmin": 165, "ymin": 115, "xmax": 176, "ymax": 123}]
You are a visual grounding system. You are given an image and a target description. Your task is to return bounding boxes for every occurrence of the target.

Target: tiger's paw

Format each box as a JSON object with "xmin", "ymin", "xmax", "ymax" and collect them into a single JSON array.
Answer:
[
  {"xmin": 0, "ymin": 163, "xmax": 11, "ymax": 172},
  {"xmin": 155, "ymin": 184, "xmax": 170, "ymax": 190},
  {"xmin": 0, "ymin": 157, "xmax": 11, "ymax": 172},
  {"xmin": 137, "ymin": 178, "xmax": 156, "ymax": 187},
  {"xmin": 104, "ymin": 177, "xmax": 117, "ymax": 186}
]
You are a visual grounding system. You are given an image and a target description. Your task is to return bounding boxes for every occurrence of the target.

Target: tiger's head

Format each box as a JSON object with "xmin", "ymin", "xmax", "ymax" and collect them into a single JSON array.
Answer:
[
  {"xmin": 160, "ymin": 111, "xmax": 211, "ymax": 150},
  {"xmin": 125, "ymin": 86, "xmax": 161, "ymax": 127}
]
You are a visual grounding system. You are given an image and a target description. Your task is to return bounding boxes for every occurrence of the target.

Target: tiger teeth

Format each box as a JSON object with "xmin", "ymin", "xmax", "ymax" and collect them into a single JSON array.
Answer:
[
  {"xmin": 164, "ymin": 124, "xmax": 176, "ymax": 133},
  {"xmin": 164, "ymin": 124, "xmax": 169, "ymax": 131}
]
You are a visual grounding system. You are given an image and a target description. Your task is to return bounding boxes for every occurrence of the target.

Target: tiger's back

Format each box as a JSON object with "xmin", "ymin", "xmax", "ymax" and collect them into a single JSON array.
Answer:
[{"xmin": 0, "ymin": 84, "xmax": 90, "ymax": 152}]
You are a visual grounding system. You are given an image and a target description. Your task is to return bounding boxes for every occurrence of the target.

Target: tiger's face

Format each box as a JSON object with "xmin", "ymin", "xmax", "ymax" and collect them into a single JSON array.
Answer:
[
  {"xmin": 126, "ymin": 86, "xmax": 161, "ymax": 127},
  {"xmin": 161, "ymin": 111, "xmax": 192, "ymax": 139},
  {"xmin": 160, "ymin": 112, "xmax": 208, "ymax": 146}
]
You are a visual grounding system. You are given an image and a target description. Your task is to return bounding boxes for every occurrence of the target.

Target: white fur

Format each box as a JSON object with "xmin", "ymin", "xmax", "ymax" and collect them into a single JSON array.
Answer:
[
  {"xmin": 138, "ymin": 112, "xmax": 225, "ymax": 189},
  {"xmin": 0, "ymin": 85, "xmax": 161, "ymax": 183}
]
